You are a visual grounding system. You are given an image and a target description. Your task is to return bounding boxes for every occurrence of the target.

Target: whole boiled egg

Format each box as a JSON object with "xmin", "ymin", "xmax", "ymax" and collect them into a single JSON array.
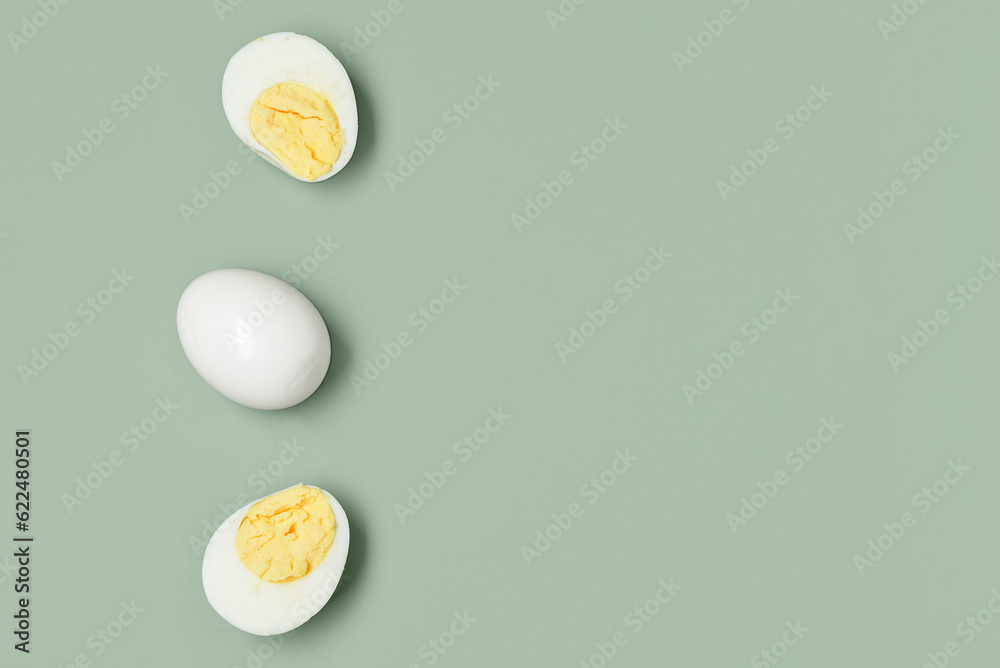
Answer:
[
  {"xmin": 176, "ymin": 268, "xmax": 331, "ymax": 410},
  {"xmin": 223, "ymin": 32, "xmax": 358, "ymax": 182},
  {"xmin": 203, "ymin": 484, "xmax": 350, "ymax": 635}
]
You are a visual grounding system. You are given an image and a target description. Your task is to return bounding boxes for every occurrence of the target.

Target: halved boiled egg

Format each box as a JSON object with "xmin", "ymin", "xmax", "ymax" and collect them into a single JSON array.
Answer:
[
  {"xmin": 202, "ymin": 483, "xmax": 350, "ymax": 635},
  {"xmin": 222, "ymin": 33, "xmax": 359, "ymax": 182}
]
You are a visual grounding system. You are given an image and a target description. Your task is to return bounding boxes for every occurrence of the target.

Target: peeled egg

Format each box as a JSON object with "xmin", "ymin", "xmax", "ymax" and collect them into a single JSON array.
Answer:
[
  {"xmin": 177, "ymin": 268, "xmax": 331, "ymax": 410},
  {"xmin": 203, "ymin": 484, "xmax": 350, "ymax": 636},
  {"xmin": 223, "ymin": 32, "xmax": 358, "ymax": 182}
]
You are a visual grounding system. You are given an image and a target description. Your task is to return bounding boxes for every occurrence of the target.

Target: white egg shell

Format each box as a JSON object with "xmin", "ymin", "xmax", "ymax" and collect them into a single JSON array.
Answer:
[
  {"xmin": 222, "ymin": 32, "xmax": 359, "ymax": 182},
  {"xmin": 202, "ymin": 485, "xmax": 350, "ymax": 636},
  {"xmin": 177, "ymin": 268, "xmax": 331, "ymax": 410}
]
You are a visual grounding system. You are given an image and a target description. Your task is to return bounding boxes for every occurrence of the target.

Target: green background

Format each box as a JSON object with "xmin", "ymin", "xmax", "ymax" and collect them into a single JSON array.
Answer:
[{"xmin": 2, "ymin": 0, "xmax": 999, "ymax": 665}]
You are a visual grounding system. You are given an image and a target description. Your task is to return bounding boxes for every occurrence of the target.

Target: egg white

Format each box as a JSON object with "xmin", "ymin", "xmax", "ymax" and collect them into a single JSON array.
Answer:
[
  {"xmin": 222, "ymin": 32, "xmax": 359, "ymax": 182},
  {"xmin": 202, "ymin": 484, "xmax": 350, "ymax": 636},
  {"xmin": 176, "ymin": 268, "xmax": 332, "ymax": 411}
]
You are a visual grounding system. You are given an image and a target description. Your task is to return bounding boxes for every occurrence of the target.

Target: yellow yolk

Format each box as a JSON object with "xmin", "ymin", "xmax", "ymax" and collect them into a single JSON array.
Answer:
[
  {"xmin": 249, "ymin": 83, "xmax": 343, "ymax": 181},
  {"xmin": 236, "ymin": 485, "xmax": 336, "ymax": 583}
]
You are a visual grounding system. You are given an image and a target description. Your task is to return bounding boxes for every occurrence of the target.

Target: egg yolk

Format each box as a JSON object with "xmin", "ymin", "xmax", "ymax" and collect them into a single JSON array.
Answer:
[
  {"xmin": 236, "ymin": 485, "xmax": 336, "ymax": 583},
  {"xmin": 249, "ymin": 83, "xmax": 343, "ymax": 181}
]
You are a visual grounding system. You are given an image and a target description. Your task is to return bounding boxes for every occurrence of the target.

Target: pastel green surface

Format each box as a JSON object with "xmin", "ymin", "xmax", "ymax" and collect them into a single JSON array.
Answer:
[{"xmin": 2, "ymin": 0, "xmax": 999, "ymax": 665}]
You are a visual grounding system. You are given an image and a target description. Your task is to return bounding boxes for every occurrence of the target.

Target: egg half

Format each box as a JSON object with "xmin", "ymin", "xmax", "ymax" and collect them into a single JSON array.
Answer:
[
  {"xmin": 203, "ymin": 484, "xmax": 350, "ymax": 636},
  {"xmin": 223, "ymin": 32, "xmax": 359, "ymax": 182}
]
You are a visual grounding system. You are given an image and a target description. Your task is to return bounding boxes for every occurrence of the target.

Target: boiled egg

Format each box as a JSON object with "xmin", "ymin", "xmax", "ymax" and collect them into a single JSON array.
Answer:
[
  {"xmin": 222, "ymin": 32, "xmax": 359, "ymax": 182},
  {"xmin": 203, "ymin": 484, "xmax": 350, "ymax": 636},
  {"xmin": 176, "ymin": 268, "xmax": 331, "ymax": 410}
]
